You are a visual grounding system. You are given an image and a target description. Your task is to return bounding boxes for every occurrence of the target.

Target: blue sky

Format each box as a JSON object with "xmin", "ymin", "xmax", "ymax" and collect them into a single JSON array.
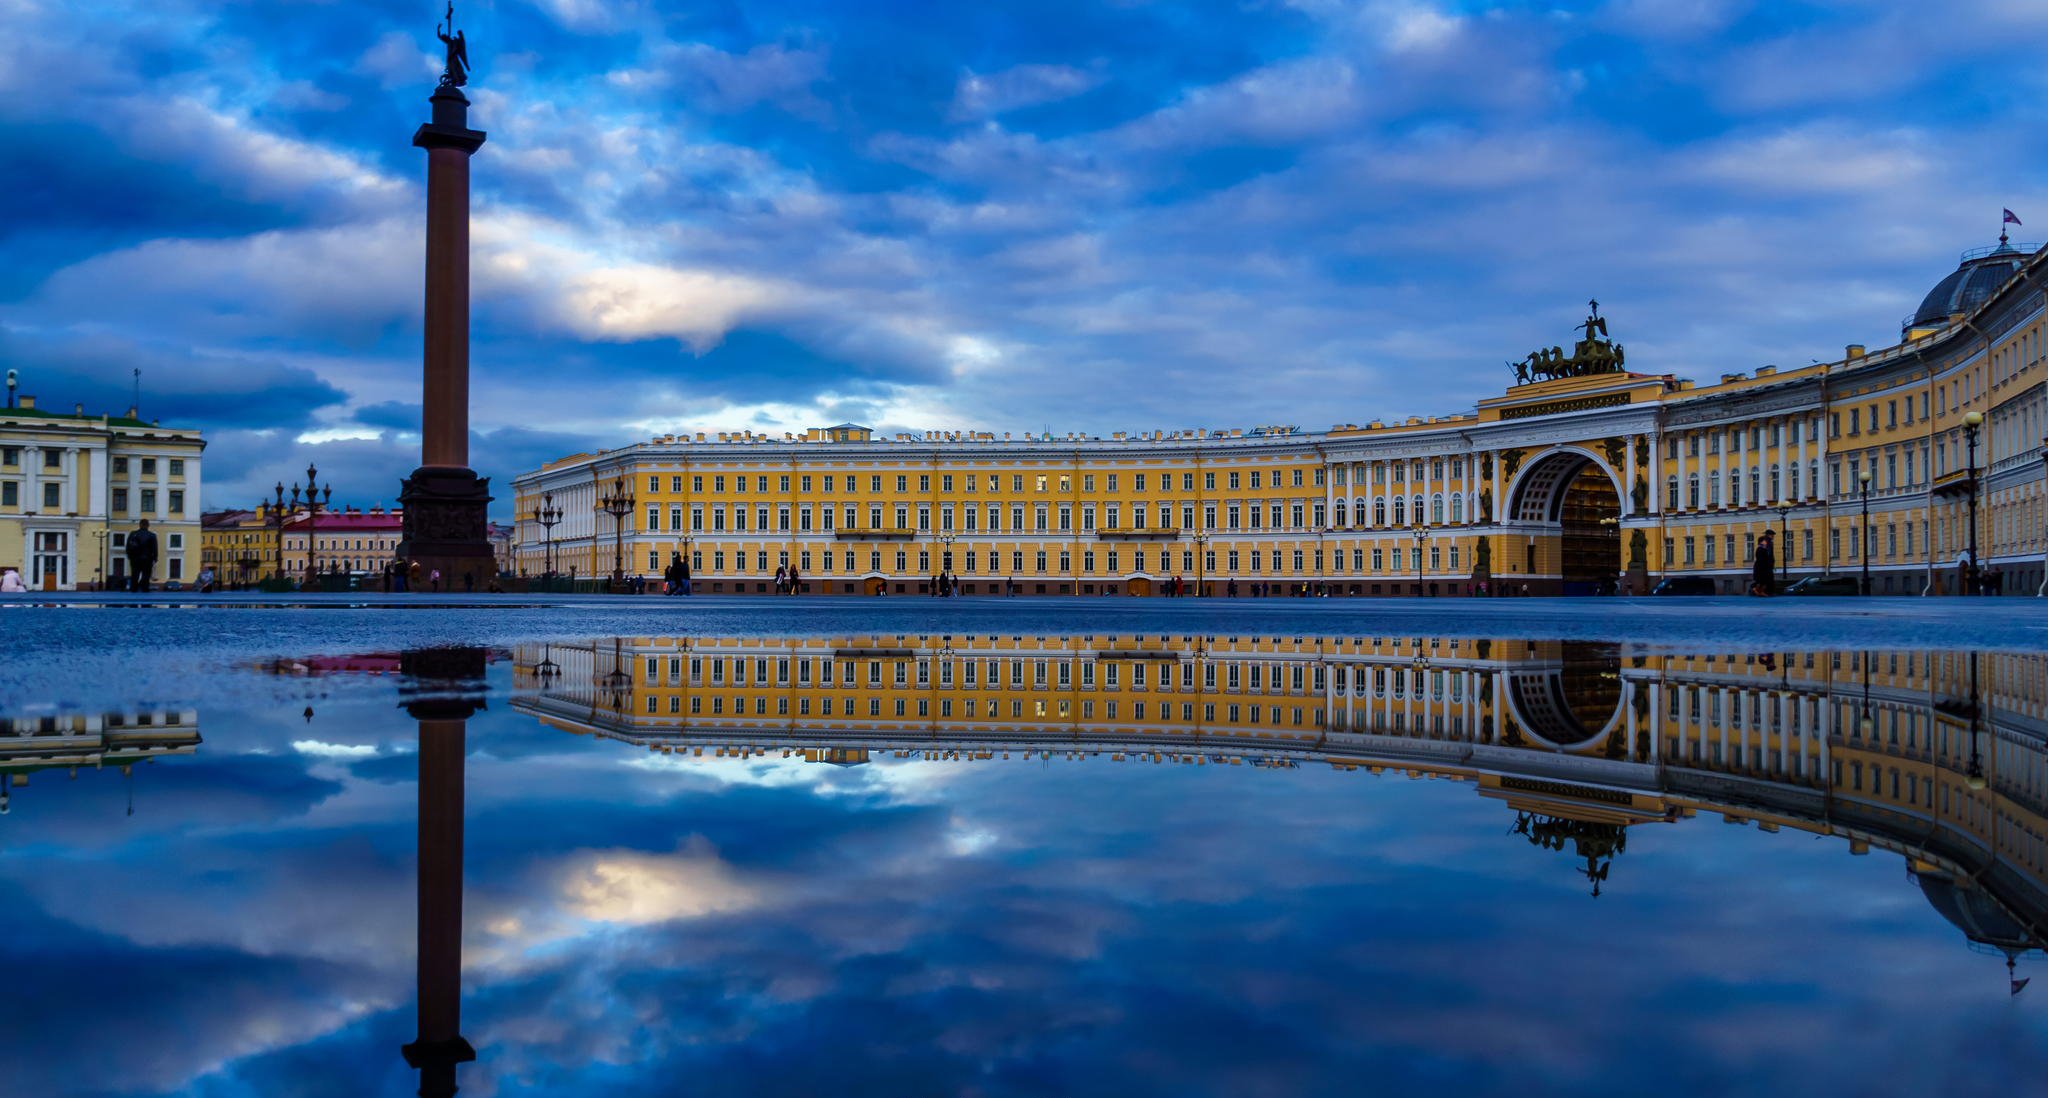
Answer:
[{"xmin": 4, "ymin": 1, "xmax": 2047, "ymax": 511}]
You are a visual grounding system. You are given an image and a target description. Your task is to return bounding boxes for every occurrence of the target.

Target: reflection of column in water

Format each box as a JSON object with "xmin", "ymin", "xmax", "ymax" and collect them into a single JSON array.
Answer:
[
  {"xmin": 398, "ymin": 648, "xmax": 487, "ymax": 1098},
  {"xmin": 403, "ymin": 715, "xmax": 474, "ymax": 1098}
]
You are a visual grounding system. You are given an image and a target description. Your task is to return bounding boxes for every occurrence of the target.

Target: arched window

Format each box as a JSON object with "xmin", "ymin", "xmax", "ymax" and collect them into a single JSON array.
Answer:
[
  {"xmin": 1687, "ymin": 473, "xmax": 1701, "ymax": 508},
  {"xmin": 1392, "ymin": 496, "xmax": 1406, "ymax": 525},
  {"xmin": 1353, "ymin": 497, "xmax": 1367, "ymax": 527},
  {"xmin": 1708, "ymin": 470, "xmax": 1721, "ymax": 506},
  {"xmin": 1430, "ymin": 494, "xmax": 1444, "ymax": 524},
  {"xmin": 1373, "ymin": 496, "xmax": 1385, "ymax": 525},
  {"xmin": 1769, "ymin": 463, "xmax": 1781, "ymax": 501},
  {"xmin": 1333, "ymin": 501, "xmax": 1347, "ymax": 526},
  {"xmin": 1450, "ymin": 494, "xmax": 1464, "ymax": 523},
  {"xmin": 1666, "ymin": 475, "xmax": 1679, "ymax": 508},
  {"xmin": 1412, "ymin": 495, "xmax": 1424, "ymax": 524}
]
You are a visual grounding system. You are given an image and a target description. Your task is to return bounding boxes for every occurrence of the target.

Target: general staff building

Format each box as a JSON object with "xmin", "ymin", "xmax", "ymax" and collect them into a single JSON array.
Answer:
[{"xmin": 513, "ymin": 235, "xmax": 2048, "ymax": 596}]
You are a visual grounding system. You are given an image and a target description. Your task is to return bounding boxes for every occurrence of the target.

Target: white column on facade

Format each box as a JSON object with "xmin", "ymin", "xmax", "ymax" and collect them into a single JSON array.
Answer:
[
  {"xmin": 1648, "ymin": 436, "xmax": 1662, "ymax": 514},
  {"xmin": 23, "ymin": 446, "xmax": 39, "ymax": 513},
  {"xmin": 1623, "ymin": 435, "xmax": 1638, "ymax": 518},
  {"xmin": 1327, "ymin": 458, "xmax": 1343, "ymax": 532},
  {"xmin": 88, "ymin": 447, "xmax": 108, "ymax": 519},
  {"xmin": 1489, "ymin": 450, "xmax": 1502, "ymax": 523},
  {"xmin": 155, "ymin": 457, "xmax": 169, "ymax": 519},
  {"xmin": 59, "ymin": 448, "xmax": 76, "ymax": 513}
]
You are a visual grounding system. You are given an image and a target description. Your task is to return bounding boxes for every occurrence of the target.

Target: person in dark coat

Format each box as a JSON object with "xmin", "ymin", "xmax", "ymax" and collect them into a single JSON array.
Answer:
[
  {"xmin": 124, "ymin": 519, "xmax": 159, "ymax": 592},
  {"xmin": 1751, "ymin": 530, "xmax": 1776, "ymax": 596}
]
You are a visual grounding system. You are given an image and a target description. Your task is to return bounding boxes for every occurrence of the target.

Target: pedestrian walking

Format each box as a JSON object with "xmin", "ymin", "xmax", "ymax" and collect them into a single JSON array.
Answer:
[
  {"xmin": 1751, "ymin": 531, "xmax": 1776, "ymax": 597},
  {"xmin": 124, "ymin": 519, "xmax": 159, "ymax": 592}
]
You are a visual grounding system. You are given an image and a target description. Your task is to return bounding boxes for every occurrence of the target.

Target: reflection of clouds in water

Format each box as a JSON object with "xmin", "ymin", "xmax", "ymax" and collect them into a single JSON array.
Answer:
[
  {"xmin": 5, "ymin": 691, "xmax": 2046, "ymax": 1097},
  {"xmin": 292, "ymin": 738, "xmax": 381, "ymax": 759},
  {"xmin": 557, "ymin": 836, "xmax": 767, "ymax": 925}
]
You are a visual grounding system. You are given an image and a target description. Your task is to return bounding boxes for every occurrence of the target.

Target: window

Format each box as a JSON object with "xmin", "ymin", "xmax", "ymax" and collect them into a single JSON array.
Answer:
[
  {"xmin": 0, "ymin": 447, "xmax": 15, "ymax": 466},
  {"xmin": 168, "ymin": 490, "xmax": 183, "ymax": 515},
  {"xmin": 43, "ymin": 483, "xmax": 60, "ymax": 509},
  {"xmin": 142, "ymin": 458, "xmax": 156, "ymax": 475},
  {"xmin": 111, "ymin": 487, "xmax": 127, "ymax": 513}
]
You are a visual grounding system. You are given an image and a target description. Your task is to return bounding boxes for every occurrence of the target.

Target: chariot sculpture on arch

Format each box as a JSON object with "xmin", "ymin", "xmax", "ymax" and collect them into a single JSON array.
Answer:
[{"xmin": 1515, "ymin": 299, "xmax": 1628, "ymax": 383}]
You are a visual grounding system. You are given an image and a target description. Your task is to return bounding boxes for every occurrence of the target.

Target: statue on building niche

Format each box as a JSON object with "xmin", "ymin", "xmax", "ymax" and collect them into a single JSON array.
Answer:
[
  {"xmin": 1631, "ymin": 476, "xmax": 1648, "ymax": 514},
  {"xmin": 1628, "ymin": 528, "xmax": 1647, "ymax": 567},
  {"xmin": 1501, "ymin": 449, "xmax": 1524, "ymax": 479},
  {"xmin": 1475, "ymin": 536, "xmax": 1491, "ymax": 570},
  {"xmin": 1514, "ymin": 300, "xmax": 1627, "ymax": 382},
  {"xmin": 436, "ymin": 2, "xmax": 470, "ymax": 87},
  {"xmin": 1478, "ymin": 487, "xmax": 1493, "ymax": 522}
]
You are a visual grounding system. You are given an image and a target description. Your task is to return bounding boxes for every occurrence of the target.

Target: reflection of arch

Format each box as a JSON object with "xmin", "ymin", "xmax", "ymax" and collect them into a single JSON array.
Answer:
[
  {"xmin": 1505, "ymin": 446, "xmax": 1624, "ymax": 523},
  {"xmin": 1499, "ymin": 644, "xmax": 1625, "ymax": 751}
]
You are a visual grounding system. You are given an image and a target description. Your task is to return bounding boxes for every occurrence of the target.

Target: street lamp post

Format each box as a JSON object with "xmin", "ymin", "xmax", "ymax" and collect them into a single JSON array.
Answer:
[
  {"xmin": 938, "ymin": 531, "xmax": 957, "ymax": 590},
  {"xmin": 92, "ymin": 528, "xmax": 110, "ymax": 590},
  {"xmin": 262, "ymin": 491, "xmax": 290, "ymax": 581},
  {"xmin": 281, "ymin": 464, "xmax": 333, "ymax": 587},
  {"xmin": 598, "ymin": 476, "xmax": 635, "ymax": 588},
  {"xmin": 1412, "ymin": 525, "xmax": 1427, "ymax": 596},
  {"xmin": 1963, "ymin": 410, "xmax": 1984, "ymax": 595},
  {"xmin": 1193, "ymin": 531, "xmax": 1209, "ymax": 596},
  {"xmin": 1774, "ymin": 504, "xmax": 1792, "ymax": 589},
  {"xmin": 531, "ymin": 491, "xmax": 563, "ymax": 589},
  {"xmin": 1858, "ymin": 468, "xmax": 1873, "ymax": 596}
]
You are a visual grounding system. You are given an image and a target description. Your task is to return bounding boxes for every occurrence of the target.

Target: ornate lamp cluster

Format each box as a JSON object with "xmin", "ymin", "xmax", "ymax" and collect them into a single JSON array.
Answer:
[
  {"xmin": 598, "ymin": 476, "xmax": 636, "ymax": 585},
  {"xmin": 264, "ymin": 464, "xmax": 332, "ymax": 583}
]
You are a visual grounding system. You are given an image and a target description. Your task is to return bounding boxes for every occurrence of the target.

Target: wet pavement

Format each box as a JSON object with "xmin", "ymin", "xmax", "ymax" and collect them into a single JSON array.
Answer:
[{"xmin": 3, "ymin": 608, "xmax": 2045, "ymax": 1096}]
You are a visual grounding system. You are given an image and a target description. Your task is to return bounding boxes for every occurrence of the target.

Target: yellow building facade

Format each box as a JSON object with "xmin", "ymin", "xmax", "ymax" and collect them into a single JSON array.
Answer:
[
  {"xmin": 0, "ymin": 389, "xmax": 204, "ymax": 591},
  {"xmin": 514, "ymin": 239, "xmax": 2048, "ymax": 596}
]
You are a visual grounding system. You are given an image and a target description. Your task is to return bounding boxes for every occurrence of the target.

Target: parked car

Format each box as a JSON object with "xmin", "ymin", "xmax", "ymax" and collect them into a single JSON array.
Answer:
[
  {"xmin": 1785, "ymin": 575, "xmax": 1860, "ymax": 596},
  {"xmin": 1651, "ymin": 576, "xmax": 1717, "ymax": 596}
]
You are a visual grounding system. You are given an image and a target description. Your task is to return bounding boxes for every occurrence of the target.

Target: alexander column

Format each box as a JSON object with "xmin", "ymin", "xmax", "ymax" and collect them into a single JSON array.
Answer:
[{"xmin": 397, "ymin": 2, "xmax": 494, "ymax": 585}]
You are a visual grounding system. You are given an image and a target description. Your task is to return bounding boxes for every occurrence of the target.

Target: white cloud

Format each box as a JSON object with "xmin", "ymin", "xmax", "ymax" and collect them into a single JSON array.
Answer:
[
  {"xmin": 1117, "ymin": 56, "xmax": 1365, "ymax": 150},
  {"xmin": 951, "ymin": 63, "xmax": 1104, "ymax": 120},
  {"xmin": 356, "ymin": 30, "xmax": 439, "ymax": 89},
  {"xmin": 556, "ymin": 263, "xmax": 792, "ymax": 349}
]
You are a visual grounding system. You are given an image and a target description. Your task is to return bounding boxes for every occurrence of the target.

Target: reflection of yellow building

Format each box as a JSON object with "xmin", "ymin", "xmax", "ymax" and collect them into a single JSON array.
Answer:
[
  {"xmin": 513, "ymin": 240, "xmax": 2048, "ymax": 595},
  {"xmin": 0, "ymin": 708, "xmax": 201, "ymax": 815},
  {"xmin": 514, "ymin": 636, "xmax": 2048, "ymax": 963}
]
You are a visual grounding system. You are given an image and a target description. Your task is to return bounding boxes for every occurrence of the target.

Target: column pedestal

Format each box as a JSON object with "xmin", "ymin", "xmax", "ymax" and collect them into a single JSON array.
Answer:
[{"xmin": 397, "ymin": 467, "xmax": 495, "ymax": 587}]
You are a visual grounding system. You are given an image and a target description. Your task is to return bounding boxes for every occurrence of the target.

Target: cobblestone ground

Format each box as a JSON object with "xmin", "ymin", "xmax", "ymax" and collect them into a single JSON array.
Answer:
[{"xmin": 5, "ymin": 592, "xmax": 2046, "ymax": 710}]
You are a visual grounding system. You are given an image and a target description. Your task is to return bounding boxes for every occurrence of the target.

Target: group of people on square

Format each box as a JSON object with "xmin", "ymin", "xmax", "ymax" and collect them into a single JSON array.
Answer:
[{"xmin": 664, "ymin": 554, "xmax": 693, "ymax": 595}]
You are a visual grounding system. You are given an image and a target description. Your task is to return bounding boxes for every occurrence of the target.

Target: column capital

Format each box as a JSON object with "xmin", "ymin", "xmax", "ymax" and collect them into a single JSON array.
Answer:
[{"xmin": 414, "ymin": 85, "xmax": 487, "ymax": 153}]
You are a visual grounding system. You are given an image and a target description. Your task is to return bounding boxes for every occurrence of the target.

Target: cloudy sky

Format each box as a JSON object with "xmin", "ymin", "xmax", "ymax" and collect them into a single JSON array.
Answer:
[{"xmin": 4, "ymin": 0, "xmax": 2046, "ymax": 513}]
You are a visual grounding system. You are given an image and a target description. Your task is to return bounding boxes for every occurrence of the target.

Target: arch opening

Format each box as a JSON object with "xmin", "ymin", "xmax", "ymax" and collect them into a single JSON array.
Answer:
[{"xmin": 1508, "ymin": 450, "xmax": 1623, "ymax": 596}]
